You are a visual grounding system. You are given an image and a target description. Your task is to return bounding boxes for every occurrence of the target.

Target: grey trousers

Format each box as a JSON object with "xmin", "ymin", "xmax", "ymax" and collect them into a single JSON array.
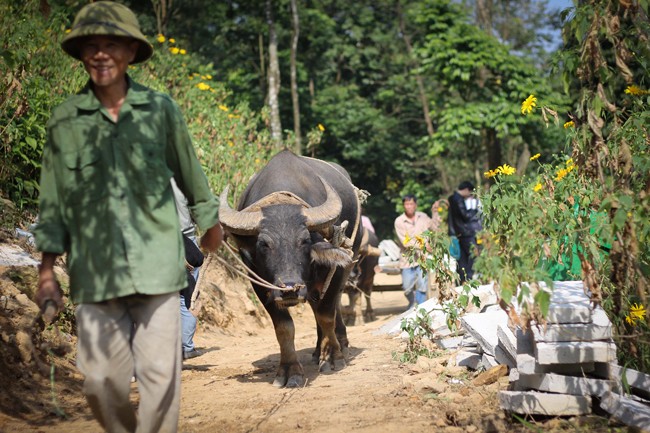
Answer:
[{"xmin": 76, "ymin": 292, "xmax": 181, "ymax": 433}]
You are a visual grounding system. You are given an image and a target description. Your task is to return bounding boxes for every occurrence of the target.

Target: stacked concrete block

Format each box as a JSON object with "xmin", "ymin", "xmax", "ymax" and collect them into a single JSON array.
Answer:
[
  {"xmin": 498, "ymin": 281, "xmax": 650, "ymax": 430},
  {"xmin": 500, "ymin": 281, "xmax": 622, "ymax": 416}
]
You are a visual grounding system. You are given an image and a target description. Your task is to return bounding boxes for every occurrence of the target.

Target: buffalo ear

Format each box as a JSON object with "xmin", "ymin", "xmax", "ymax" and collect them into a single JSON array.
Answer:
[{"xmin": 310, "ymin": 242, "xmax": 352, "ymax": 268}]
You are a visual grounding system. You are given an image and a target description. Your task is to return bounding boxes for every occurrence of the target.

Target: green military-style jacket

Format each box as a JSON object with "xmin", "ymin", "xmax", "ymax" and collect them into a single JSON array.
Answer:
[{"xmin": 34, "ymin": 77, "xmax": 219, "ymax": 303}]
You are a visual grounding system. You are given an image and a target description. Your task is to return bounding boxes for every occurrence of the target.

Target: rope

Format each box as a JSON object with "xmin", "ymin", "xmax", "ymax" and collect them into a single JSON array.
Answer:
[{"xmin": 219, "ymin": 240, "xmax": 296, "ymax": 291}]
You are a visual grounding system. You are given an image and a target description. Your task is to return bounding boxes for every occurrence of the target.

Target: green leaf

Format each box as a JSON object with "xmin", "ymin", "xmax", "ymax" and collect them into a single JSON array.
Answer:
[{"xmin": 535, "ymin": 290, "xmax": 551, "ymax": 318}]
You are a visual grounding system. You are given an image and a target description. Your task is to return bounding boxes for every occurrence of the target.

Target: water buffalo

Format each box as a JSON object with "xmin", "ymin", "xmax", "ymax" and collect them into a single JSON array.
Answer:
[
  {"xmin": 344, "ymin": 227, "xmax": 380, "ymax": 325},
  {"xmin": 219, "ymin": 150, "xmax": 362, "ymax": 388}
]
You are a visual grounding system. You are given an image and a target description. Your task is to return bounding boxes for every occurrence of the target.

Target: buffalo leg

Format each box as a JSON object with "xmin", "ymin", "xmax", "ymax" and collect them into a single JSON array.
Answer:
[
  {"xmin": 254, "ymin": 285, "xmax": 304, "ymax": 388},
  {"xmin": 312, "ymin": 268, "xmax": 349, "ymax": 372}
]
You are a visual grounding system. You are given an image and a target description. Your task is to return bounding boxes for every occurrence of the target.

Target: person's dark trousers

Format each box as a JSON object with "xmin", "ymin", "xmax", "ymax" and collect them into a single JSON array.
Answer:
[{"xmin": 457, "ymin": 235, "xmax": 477, "ymax": 284}]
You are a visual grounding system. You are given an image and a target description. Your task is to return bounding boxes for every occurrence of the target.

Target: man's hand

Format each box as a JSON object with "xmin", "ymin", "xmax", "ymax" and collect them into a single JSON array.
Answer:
[
  {"xmin": 36, "ymin": 253, "xmax": 64, "ymax": 320},
  {"xmin": 200, "ymin": 223, "xmax": 224, "ymax": 252}
]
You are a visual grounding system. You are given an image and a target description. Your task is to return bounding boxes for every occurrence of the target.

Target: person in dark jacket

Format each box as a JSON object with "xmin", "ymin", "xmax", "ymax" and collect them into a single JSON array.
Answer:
[{"xmin": 448, "ymin": 181, "xmax": 480, "ymax": 283}]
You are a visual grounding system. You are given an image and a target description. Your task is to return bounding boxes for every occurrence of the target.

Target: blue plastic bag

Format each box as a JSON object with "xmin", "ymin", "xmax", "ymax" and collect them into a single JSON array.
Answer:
[{"xmin": 449, "ymin": 236, "xmax": 461, "ymax": 260}]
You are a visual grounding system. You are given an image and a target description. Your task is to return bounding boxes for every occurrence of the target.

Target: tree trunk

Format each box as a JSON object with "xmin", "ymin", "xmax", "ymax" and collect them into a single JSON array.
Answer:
[
  {"xmin": 266, "ymin": 0, "xmax": 283, "ymax": 148},
  {"xmin": 485, "ymin": 128, "xmax": 501, "ymax": 173},
  {"xmin": 290, "ymin": 0, "xmax": 302, "ymax": 154},
  {"xmin": 259, "ymin": 33, "xmax": 266, "ymax": 99},
  {"xmin": 151, "ymin": 0, "xmax": 173, "ymax": 36}
]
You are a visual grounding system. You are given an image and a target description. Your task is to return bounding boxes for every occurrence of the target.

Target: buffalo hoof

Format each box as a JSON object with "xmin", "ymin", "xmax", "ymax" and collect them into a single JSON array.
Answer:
[
  {"xmin": 319, "ymin": 357, "xmax": 346, "ymax": 373},
  {"xmin": 286, "ymin": 375, "xmax": 304, "ymax": 388},
  {"xmin": 272, "ymin": 376, "xmax": 286, "ymax": 388}
]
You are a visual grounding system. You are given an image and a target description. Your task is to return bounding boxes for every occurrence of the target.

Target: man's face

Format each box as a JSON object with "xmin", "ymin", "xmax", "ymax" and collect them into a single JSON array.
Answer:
[
  {"xmin": 80, "ymin": 35, "xmax": 138, "ymax": 90},
  {"xmin": 403, "ymin": 198, "xmax": 417, "ymax": 217},
  {"xmin": 459, "ymin": 188, "xmax": 472, "ymax": 198}
]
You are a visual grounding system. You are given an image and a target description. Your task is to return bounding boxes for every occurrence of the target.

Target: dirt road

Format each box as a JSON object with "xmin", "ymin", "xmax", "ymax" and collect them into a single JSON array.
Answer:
[{"xmin": 0, "ymin": 279, "xmax": 517, "ymax": 433}]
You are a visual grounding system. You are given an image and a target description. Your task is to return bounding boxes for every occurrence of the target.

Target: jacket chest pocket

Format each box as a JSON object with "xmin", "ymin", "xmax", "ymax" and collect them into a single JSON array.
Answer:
[
  {"xmin": 62, "ymin": 148, "xmax": 105, "ymax": 204},
  {"xmin": 129, "ymin": 141, "xmax": 172, "ymax": 195}
]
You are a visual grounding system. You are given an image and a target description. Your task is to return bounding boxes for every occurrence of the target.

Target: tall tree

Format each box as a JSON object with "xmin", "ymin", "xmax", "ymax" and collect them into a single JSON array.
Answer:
[
  {"xmin": 290, "ymin": 0, "xmax": 302, "ymax": 153},
  {"xmin": 267, "ymin": 0, "xmax": 283, "ymax": 147}
]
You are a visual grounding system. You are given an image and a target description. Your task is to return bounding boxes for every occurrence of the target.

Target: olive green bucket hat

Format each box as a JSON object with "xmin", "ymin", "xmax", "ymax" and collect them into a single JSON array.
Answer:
[{"xmin": 61, "ymin": 1, "xmax": 153, "ymax": 64}]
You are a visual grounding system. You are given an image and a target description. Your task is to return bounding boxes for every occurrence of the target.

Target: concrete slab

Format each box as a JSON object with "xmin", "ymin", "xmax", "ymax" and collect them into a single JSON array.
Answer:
[
  {"xmin": 495, "ymin": 344, "xmax": 516, "ymax": 368},
  {"xmin": 546, "ymin": 303, "xmax": 593, "ymax": 324},
  {"xmin": 532, "ymin": 306, "xmax": 612, "ymax": 342},
  {"xmin": 499, "ymin": 390, "xmax": 592, "ymax": 415},
  {"xmin": 516, "ymin": 372, "xmax": 614, "ymax": 397},
  {"xmin": 461, "ymin": 309, "xmax": 509, "ymax": 356},
  {"xmin": 455, "ymin": 350, "xmax": 483, "ymax": 370},
  {"xmin": 497, "ymin": 324, "xmax": 517, "ymax": 360},
  {"xmin": 594, "ymin": 363, "xmax": 650, "ymax": 400},
  {"xmin": 482, "ymin": 353, "xmax": 499, "ymax": 369},
  {"xmin": 535, "ymin": 341, "xmax": 617, "ymax": 365},
  {"xmin": 600, "ymin": 391, "xmax": 650, "ymax": 432},
  {"xmin": 516, "ymin": 353, "xmax": 595, "ymax": 376}
]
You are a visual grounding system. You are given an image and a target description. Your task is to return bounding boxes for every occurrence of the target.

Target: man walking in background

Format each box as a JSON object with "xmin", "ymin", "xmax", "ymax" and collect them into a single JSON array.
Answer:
[
  {"xmin": 448, "ymin": 181, "xmax": 480, "ymax": 284},
  {"xmin": 394, "ymin": 194, "xmax": 438, "ymax": 309},
  {"xmin": 32, "ymin": 2, "xmax": 223, "ymax": 432}
]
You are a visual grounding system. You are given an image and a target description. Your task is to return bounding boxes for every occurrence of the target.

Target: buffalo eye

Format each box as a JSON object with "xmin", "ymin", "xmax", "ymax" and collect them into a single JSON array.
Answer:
[{"xmin": 257, "ymin": 235, "xmax": 272, "ymax": 252}]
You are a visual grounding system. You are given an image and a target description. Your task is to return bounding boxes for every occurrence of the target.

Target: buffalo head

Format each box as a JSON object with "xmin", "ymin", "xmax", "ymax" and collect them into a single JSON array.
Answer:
[{"xmin": 219, "ymin": 178, "xmax": 353, "ymax": 308}]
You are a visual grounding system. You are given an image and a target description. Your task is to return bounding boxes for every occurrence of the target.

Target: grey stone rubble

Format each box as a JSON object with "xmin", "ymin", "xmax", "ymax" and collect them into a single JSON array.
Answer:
[
  {"xmin": 379, "ymin": 279, "xmax": 650, "ymax": 429},
  {"xmin": 0, "ymin": 243, "xmax": 39, "ymax": 267}
]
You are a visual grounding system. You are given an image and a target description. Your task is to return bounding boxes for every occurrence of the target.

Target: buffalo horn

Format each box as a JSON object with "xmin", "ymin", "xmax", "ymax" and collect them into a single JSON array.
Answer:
[
  {"xmin": 218, "ymin": 186, "xmax": 263, "ymax": 235},
  {"xmin": 302, "ymin": 177, "xmax": 342, "ymax": 233}
]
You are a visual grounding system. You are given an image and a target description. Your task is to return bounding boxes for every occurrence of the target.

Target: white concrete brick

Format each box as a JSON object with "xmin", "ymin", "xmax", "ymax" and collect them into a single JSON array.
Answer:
[
  {"xmin": 461, "ymin": 309, "xmax": 509, "ymax": 356},
  {"xmin": 516, "ymin": 372, "xmax": 614, "ymax": 397},
  {"xmin": 497, "ymin": 324, "xmax": 517, "ymax": 360},
  {"xmin": 535, "ymin": 340, "xmax": 617, "ymax": 365},
  {"xmin": 499, "ymin": 390, "xmax": 592, "ymax": 415},
  {"xmin": 547, "ymin": 303, "xmax": 592, "ymax": 324},
  {"xmin": 495, "ymin": 344, "xmax": 516, "ymax": 368},
  {"xmin": 482, "ymin": 353, "xmax": 499, "ymax": 369},
  {"xmin": 456, "ymin": 350, "xmax": 483, "ymax": 370},
  {"xmin": 600, "ymin": 391, "xmax": 650, "ymax": 432},
  {"xmin": 594, "ymin": 363, "xmax": 650, "ymax": 400},
  {"xmin": 516, "ymin": 353, "xmax": 595, "ymax": 376},
  {"xmin": 532, "ymin": 306, "xmax": 612, "ymax": 342}
]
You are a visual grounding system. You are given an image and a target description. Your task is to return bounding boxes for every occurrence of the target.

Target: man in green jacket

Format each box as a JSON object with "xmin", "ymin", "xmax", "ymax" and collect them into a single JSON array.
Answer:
[{"xmin": 32, "ymin": 2, "xmax": 223, "ymax": 432}]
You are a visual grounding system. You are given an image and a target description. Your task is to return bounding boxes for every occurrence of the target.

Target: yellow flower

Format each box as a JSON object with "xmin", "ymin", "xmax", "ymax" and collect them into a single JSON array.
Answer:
[
  {"xmin": 180, "ymin": 49, "xmax": 187, "ymax": 55},
  {"xmin": 157, "ymin": 34, "xmax": 165, "ymax": 43},
  {"xmin": 228, "ymin": 114, "xmax": 240, "ymax": 119},
  {"xmin": 65, "ymin": 28, "xmax": 71, "ymax": 34},
  {"xmin": 630, "ymin": 303, "xmax": 646, "ymax": 320},
  {"xmin": 437, "ymin": 207, "xmax": 443, "ymax": 213},
  {"xmin": 533, "ymin": 183, "xmax": 542, "ymax": 192},
  {"xmin": 626, "ymin": 315, "xmax": 638, "ymax": 326},
  {"xmin": 497, "ymin": 164, "xmax": 516, "ymax": 175},
  {"xmin": 555, "ymin": 167, "xmax": 569, "ymax": 182},
  {"xmin": 530, "ymin": 153, "xmax": 541, "ymax": 161},
  {"xmin": 563, "ymin": 121, "xmax": 575, "ymax": 128},
  {"xmin": 169, "ymin": 47, "xmax": 180, "ymax": 55},
  {"xmin": 219, "ymin": 105, "xmax": 229, "ymax": 112},
  {"xmin": 169, "ymin": 38, "xmax": 176, "ymax": 44},
  {"xmin": 476, "ymin": 237, "xmax": 483, "ymax": 245},
  {"xmin": 415, "ymin": 235, "xmax": 425, "ymax": 249},
  {"xmin": 318, "ymin": 123, "xmax": 325, "ymax": 132},
  {"xmin": 228, "ymin": 141, "xmax": 234, "ymax": 147},
  {"xmin": 484, "ymin": 169, "xmax": 498, "ymax": 179},
  {"xmin": 566, "ymin": 158, "xmax": 573, "ymax": 166},
  {"xmin": 403, "ymin": 233, "xmax": 410, "ymax": 245},
  {"xmin": 196, "ymin": 82, "xmax": 211, "ymax": 91},
  {"xmin": 625, "ymin": 85, "xmax": 649, "ymax": 96},
  {"xmin": 521, "ymin": 94, "xmax": 537, "ymax": 115}
]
